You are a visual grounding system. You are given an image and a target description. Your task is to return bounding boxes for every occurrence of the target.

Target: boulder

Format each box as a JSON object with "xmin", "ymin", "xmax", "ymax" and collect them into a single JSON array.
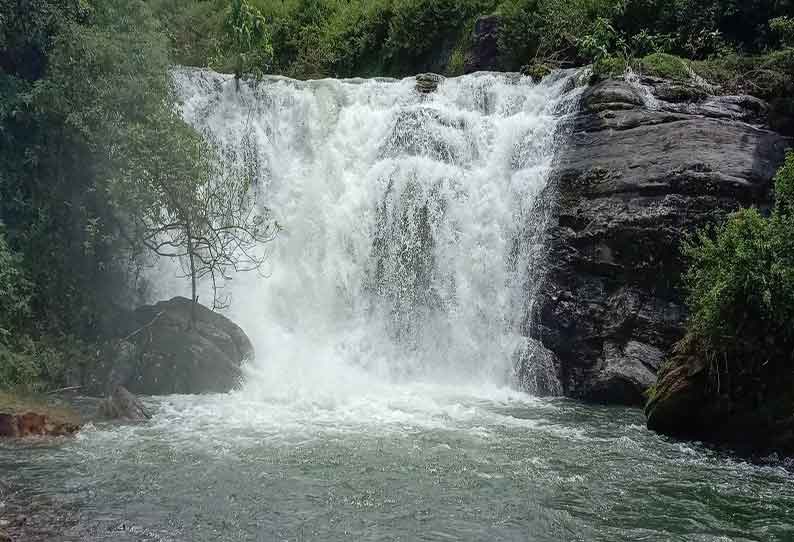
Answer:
[
  {"xmin": 530, "ymin": 76, "xmax": 790, "ymax": 405},
  {"xmin": 646, "ymin": 351, "xmax": 794, "ymax": 454},
  {"xmin": 0, "ymin": 392, "xmax": 81, "ymax": 437},
  {"xmin": 463, "ymin": 15, "xmax": 501, "ymax": 74},
  {"xmin": 108, "ymin": 296, "xmax": 254, "ymax": 395},
  {"xmin": 97, "ymin": 386, "xmax": 151, "ymax": 420},
  {"xmin": 415, "ymin": 73, "xmax": 443, "ymax": 94}
]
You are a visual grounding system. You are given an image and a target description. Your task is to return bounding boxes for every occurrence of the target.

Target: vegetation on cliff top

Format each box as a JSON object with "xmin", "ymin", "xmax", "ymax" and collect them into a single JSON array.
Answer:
[{"xmin": 152, "ymin": 0, "xmax": 794, "ymax": 78}]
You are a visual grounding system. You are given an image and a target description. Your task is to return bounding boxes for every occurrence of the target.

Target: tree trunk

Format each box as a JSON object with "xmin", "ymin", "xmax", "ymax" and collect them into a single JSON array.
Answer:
[{"xmin": 186, "ymin": 222, "xmax": 197, "ymax": 329}]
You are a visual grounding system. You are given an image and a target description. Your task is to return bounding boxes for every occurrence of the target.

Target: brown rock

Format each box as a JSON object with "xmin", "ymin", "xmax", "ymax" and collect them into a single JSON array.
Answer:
[
  {"xmin": 98, "ymin": 386, "xmax": 151, "ymax": 421},
  {"xmin": 0, "ymin": 392, "xmax": 81, "ymax": 438},
  {"xmin": 0, "ymin": 414, "xmax": 18, "ymax": 437}
]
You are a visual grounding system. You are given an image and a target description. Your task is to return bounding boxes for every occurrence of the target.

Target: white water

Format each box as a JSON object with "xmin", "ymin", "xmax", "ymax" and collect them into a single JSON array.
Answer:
[{"xmin": 159, "ymin": 69, "xmax": 583, "ymax": 412}]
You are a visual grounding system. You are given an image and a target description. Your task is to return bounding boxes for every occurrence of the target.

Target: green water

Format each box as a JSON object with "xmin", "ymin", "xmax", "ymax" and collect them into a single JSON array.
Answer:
[{"xmin": 1, "ymin": 388, "xmax": 792, "ymax": 541}]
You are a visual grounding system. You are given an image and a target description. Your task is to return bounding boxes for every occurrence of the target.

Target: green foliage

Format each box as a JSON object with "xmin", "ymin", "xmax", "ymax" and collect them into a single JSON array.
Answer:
[
  {"xmin": 523, "ymin": 62, "xmax": 552, "ymax": 81},
  {"xmin": 592, "ymin": 52, "xmax": 690, "ymax": 80},
  {"xmin": 771, "ymin": 16, "xmax": 794, "ymax": 47},
  {"xmin": 577, "ymin": 16, "xmax": 625, "ymax": 64},
  {"xmin": 214, "ymin": 0, "xmax": 273, "ymax": 78},
  {"xmin": 683, "ymin": 152, "xmax": 794, "ymax": 388},
  {"xmin": 0, "ymin": 228, "xmax": 31, "ymax": 339},
  {"xmin": 446, "ymin": 46, "xmax": 466, "ymax": 76},
  {"xmin": 774, "ymin": 151, "xmax": 794, "ymax": 217},
  {"xmin": 637, "ymin": 52, "xmax": 690, "ymax": 80},
  {"xmin": 0, "ymin": 0, "xmax": 262, "ymax": 389},
  {"xmin": 149, "ymin": 0, "xmax": 794, "ymax": 78},
  {"xmin": 497, "ymin": 0, "xmax": 540, "ymax": 70}
]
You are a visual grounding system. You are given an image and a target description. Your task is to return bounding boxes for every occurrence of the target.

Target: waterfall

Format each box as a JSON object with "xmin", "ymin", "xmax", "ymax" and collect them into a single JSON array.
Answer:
[{"xmin": 168, "ymin": 69, "xmax": 584, "ymax": 398}]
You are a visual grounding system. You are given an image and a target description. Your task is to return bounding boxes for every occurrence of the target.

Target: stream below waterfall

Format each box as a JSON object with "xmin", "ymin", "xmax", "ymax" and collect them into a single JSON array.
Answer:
[
  {"xmin": 3, "ymin": 71, "xmax": 794, "ymax": 541},
  {"xmin": 2, "ymin": 391, "xmax": 794, "ymax": 541}
]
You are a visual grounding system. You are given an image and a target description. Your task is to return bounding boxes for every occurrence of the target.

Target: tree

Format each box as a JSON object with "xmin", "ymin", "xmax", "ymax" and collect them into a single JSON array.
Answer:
[
  {"xmin": 215, "ymin": 0, "xmax": 273, "ymax": 82},
  {"xmin": 112, "ymin": 114, "xmax": 279, "ymax": 325}
]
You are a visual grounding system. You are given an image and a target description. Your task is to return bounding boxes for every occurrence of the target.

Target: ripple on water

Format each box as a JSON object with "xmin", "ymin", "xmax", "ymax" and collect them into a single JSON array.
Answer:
[{"xmin": 2, "ymin": 393, "xmax": 794, "ymax": 541}]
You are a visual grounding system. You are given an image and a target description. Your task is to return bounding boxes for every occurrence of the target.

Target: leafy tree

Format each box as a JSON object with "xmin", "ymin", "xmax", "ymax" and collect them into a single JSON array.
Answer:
[
  {"xmin": 0, "ymin": 226, "xmax": 31, "ymax": 337},
  {"xmin": 215, "ymin": 0, "xmax": 273, "ymax": 80},
  {"xmin": 0, "ymin": 0, "xmax": 279, "ymax": 388}
]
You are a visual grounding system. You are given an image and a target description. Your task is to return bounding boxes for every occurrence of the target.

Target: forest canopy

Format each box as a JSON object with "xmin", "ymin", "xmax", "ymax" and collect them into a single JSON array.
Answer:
[{"xmin": 153, "ymin": 0, "xmax": 794, "ymax": 78}]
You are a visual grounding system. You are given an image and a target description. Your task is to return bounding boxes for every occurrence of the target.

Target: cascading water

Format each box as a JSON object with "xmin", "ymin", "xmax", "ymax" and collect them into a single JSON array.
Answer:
[{"xmin": 167, "ymin": 69, "xmax": 585, "ymax": 401}]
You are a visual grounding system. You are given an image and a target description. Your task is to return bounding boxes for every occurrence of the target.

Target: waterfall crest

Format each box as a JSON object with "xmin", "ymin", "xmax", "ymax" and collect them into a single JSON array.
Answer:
[{"xmin": 170, "ymin": 69, "xmax": 584, "ymax": 398}]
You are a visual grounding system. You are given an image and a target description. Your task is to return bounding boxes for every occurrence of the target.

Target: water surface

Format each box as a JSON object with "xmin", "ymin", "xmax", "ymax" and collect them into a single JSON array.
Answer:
[{"xmin": 2, "ymin": 388, "xmax": 793, "ymax": 541}]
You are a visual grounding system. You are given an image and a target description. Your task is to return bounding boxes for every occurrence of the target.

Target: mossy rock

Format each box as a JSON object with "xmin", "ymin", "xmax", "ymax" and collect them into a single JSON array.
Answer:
[
  {"xmin": 520, "ymin": 62, "xmax": 552, "ymax": 82},
  {"xmin": 646, "ymin": 348, "xmax": 794, "ymax": 455}
]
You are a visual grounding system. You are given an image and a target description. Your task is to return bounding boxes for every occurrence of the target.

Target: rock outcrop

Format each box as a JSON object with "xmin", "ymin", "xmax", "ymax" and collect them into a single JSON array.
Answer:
[
  {"xmin": 415, "ymin": 73, "xmax": 443, "ymax": 94},
  {"xmin": 646, "ymin": 348, "xmax": 794, "ymax": 455},
  {"xmin": 0, "ymin": 412, "xmax": 80, "ymax": 437},
  {"xmin": 104, "ymin": 296, "xmax": 254, "ymax": 395},
  {"xmin": 0, "ymin": 392, "xmax": 81, "ymax": 437},
  {"xmin": 97, "ymin": 385, "xmax": 151, "ymax": 420},
  {"xmin": 531, "ymin": 76, "xmax": 790, "ymax": 405}
]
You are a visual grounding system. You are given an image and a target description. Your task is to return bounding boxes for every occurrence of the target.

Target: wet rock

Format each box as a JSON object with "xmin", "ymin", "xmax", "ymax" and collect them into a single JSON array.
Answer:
[
  {"xmin": 107, "ymin": 296, "xmax": 254, "ymax": 395},
  {"xmin": 415, "ymin": 73, "xmax": 443, "ymax": 94},
  {"xmin": 533, "ymin": 77, "xmax": 790, "ymax": 405},
  {"xmin": 583, "ymin": 79, "xmax": 644, "ymax": 110},
  {"xmin": 516, "ymin": 339, "xmax": 563, "ymax": 397},
  {"xmin": 98, "ymin": 386, "xmax": 151, "ymax": 421},
  {"xmin": 652, "ymin": 81, "xmax": 708, "ymax": 103},
  {"xmin": 0, "ymin": 391, "xmax": 82, "ymax": 437},
  {"xmin": 0, "ymin": 412, "xmax": 80, "ymax": 438},
  {"xmin": 646, "ymin": 346, "xmax": 794, "ymax": 454},
  {"xmin": 587, "ymin": 341, "xmax": 661, "ymax": 404},
  {"xmin": 463, "ymin": 15, "xmax": 501, "ymax": 74}
]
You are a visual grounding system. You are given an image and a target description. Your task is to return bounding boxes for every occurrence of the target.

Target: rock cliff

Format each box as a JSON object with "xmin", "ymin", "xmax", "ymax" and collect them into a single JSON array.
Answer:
[{"xmin": 531, "ymin": 75, "xmax": 790, "ymax": 405}]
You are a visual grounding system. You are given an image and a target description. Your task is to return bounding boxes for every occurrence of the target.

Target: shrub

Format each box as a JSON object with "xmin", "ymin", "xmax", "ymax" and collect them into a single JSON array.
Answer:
[
  {"xmin": 771, "ymin": 16, "xmax": 794, "ymax": 48},
  {"xmin": 497, "ymin": 0, "xmax": 541, "ymax": 70},
  {"xmin": 637, "ymin": 52, "xmax": 691, "ymax": 80},
  {"xmin": 683, "ymin": 151, "xmax": 794, "ymax": 386}
]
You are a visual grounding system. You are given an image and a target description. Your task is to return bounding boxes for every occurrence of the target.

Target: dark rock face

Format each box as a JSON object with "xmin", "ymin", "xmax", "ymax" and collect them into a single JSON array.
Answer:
[
  {"xmin": 463, "ymin": 15, "xmax": 501, "ymax": 74},
  {"xmin": 107, "ymin": 296, "xmax": 254, "ymax": 395},
  {"xmin": 532, "ymin": 76, "xmax": 790, "ymax": 405}
]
